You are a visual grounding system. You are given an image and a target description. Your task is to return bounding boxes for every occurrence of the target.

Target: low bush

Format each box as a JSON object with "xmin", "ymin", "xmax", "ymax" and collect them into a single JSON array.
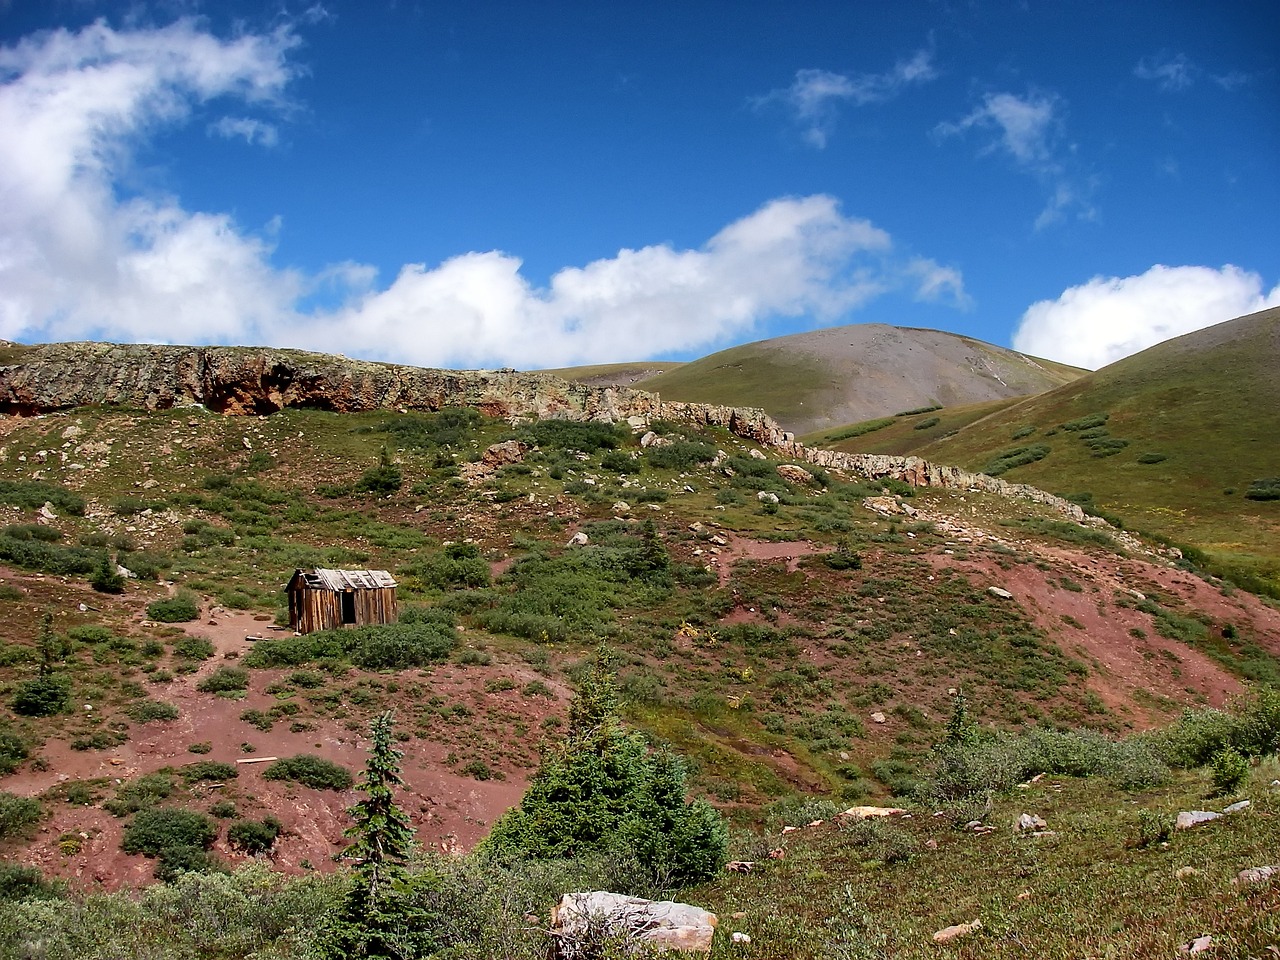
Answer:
[
  {"xmin": 227, "ymin": 817, "xmax": 282, "ymax": 854},
  {"xmin": 0, "ymin": 792, "xmax": 43, "ymax": 840},
  {"xmin": 0, "ymin": 479, "xmax": 86, "ymax": 515},
  {"xmin": 1210, "ymin": 745, "xmax": 1250, "ymax": 796},
  {"xmin": 262, "ymin": 755, "xmax": 353, "ymax": 791},
  {"xmin": 0, "ymin": 727, "xmax": 29, "ymax": 774},
  {"xmin": 196, "ymin": 666, "xmax": 250, "ymax": 694},
  {"xmin": 912, "ymin": 416, "xmax": 941, "ymax": 431},
  {"xmin": 10, "ymin": 674, "xmax": 71, "ymax": 717},
  {"xmin": 644, "ymin": 440, "xmax": 718, "ymax": 471},
  {"xmin": 1137, "ymin": 452, "xmax": 1169, "ymax": 464},
  {"xmin": 984, "ymin": 444, "xmax": 1051, "ymax": 476},
  {"xmin": 245, "ymin": 613, "xmax": 457, "ymax": 671},
  {"xmin": 147, "ymin": 591, "xmax": 200, "ymax": 623},
  {"xmin": 0, "ymin": 862, "xmax": 60, "ymax": 902},
  {"xmin": 173, "ymin": 636, "xmax": 215, "ymax": 661},
  {"xmin": 128, "ymin": 700, "xmax": 180, "ymax": 723},
  {"xmin": 181, "ymin": 761, "xmax": 239, "ymax": 784},
  {"xmin": 122, "ymin": 808, "xmax": 218, "ymax": 858},
  {"xmin": 1061, "ymin": 412, "xmax": 1110, "ymax": 431},
  {"xmin": 105, "ymin": 773, "xmax": 174, "ymax": 817},
  {"xmin": 1245, "ymin": 477, "xmax": 1280, "ymax": 501}
]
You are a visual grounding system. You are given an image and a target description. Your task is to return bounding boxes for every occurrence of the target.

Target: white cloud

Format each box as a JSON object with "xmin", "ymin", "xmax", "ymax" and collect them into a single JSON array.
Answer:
[
  {"xmin": 0, "ymin": 17, "xmax": 302, "ymax": 344},
  {"xmin": 0, "ymin": 19, "xmax": 967, "ymax": 369},
  {"xmin": 935, "ymin": 90, "xmax": 1095, "ymax": 229},
  {"xmin": 1134, "ymin": 52, "xmax": 1195, "ymax": 91},
  {"xmin": 1012, "ymin": 264, "xmax": 1280, "ymax": 369},
  {"xmin": 208, "ymin": 115, "xmax": 279, "ymax": 146},
  {"xmin": 757, "ymin": 50, "xmax": 937, "ymax": 148}
]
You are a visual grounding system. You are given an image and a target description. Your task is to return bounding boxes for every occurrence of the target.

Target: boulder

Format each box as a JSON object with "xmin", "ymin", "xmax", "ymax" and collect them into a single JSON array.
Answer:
[
  {"xmin": 777, "ymin": 464, "xmax": 814, "ymax": 485},
  {"xmin": 987, "ymin": 586, "xmax": 1014, "ymax": 600},
  {"xmin": 1175, "ymin": 811, "xmax": 1222, "ymax": 830},
  {"xmin": 757, "ymin": 491, "xmax": 780, "ymax": 504},
  {"xmin": 549, "ymin": 892, "xmax": 717, "ymax": 958},
  {"xmin": 932, "ymin": 920, "xmax": 981, "ymax": 944},
  {"xmin": 840, "ymin": 805, "xmax": 907, "ymax": 820},
  {"xmin": 1233, "ymin": 865, "xmax": 1278, "ymax": 886}
]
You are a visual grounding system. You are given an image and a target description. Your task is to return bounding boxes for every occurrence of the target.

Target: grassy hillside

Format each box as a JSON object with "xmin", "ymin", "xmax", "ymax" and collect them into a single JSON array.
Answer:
[
  {"xmin": 905, "ymin": 308, "xmax": 1280, "ymax": 593},
  {"xmin": 0, "ymin": 353, "xmax": 1276, "ymax": 954},
  {"xmin": 639, "ymin": 323, "xmax": 1083, "ymax": 435},
  {"xmin": 530, "ymin": 360, "xmax": 684, "ymax": 389}
]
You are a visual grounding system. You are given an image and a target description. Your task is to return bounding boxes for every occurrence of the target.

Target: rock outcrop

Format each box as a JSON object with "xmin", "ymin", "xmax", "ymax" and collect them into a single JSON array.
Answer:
[{"xmin": 0, "ymin": 341, "xmax": 1095, "ymax": 525}]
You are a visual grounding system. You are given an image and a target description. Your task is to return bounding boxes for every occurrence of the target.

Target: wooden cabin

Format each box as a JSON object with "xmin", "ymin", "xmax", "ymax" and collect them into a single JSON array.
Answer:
[{"xmin": 286, "ymin": 568, "xmax": 398, "ymax": 635}]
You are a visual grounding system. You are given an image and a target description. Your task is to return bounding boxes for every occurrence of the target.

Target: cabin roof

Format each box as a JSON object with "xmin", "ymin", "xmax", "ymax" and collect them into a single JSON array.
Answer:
[{"xmin": 289, "ymin": 568, "xmax": 397, "ymax": 592}]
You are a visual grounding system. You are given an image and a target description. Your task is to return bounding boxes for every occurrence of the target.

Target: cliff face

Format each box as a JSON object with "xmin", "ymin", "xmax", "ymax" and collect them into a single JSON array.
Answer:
[{"xmin": 0, "ymin": 341, "xmax": 1088, "ymax": 523}]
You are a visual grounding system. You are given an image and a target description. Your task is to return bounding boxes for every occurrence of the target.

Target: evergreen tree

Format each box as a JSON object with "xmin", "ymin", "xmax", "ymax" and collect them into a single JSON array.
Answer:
[
  {"xmin": 318, "ymin": 712, "xmax": 437, "ymax": 959},
  {"xmin": 91, "ymin": 553, "xmax": 125, "ymax": 594},
  {"xmin": 482, "ymin": 647, "xmax": 727, "ymax": 888}
]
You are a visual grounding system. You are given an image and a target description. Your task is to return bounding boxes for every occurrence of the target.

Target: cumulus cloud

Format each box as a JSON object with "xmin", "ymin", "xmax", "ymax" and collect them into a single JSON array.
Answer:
[
  {"xmin": 1012, "ymin": 264, "xmax": 1280, "ymax": 369},
  {"xmin": 0, "ymin": 19, "xmax": 967, "ymax": 369},
  {"xmin": 0, "ymin": 17, "xmax": 302, "ymax": 344},
  {"xmin": 756, "ymin": 50, "xmax": 937, "ymax": 148},
  {"xmin": 935, "ymin": 90, "xmax": 1095, "ymax": 229}
]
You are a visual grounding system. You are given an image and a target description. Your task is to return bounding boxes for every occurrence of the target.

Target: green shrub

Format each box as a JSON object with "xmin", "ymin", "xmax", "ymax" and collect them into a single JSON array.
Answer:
[
  {"xmin": 1245, "ymin": 477, "xmax": 1280, "ymax": 501},
  {"xmin": 1, "ymin": 524, "xmax": 62, "ymax": 542},
  {"xmin": 196, "ymin": 666, "xmax": 250, "ymax": 694},
  {"xmin": 0, "ymin": 480, "xmax": 86, "ymax": 515},
  {"xmin": 405, "ymin": 547, "xmax": 490, "ymax": 590},
  {"xmin": 1137, "ymin": 452, "xmax": 1169, "ymax": 464},
  {"xmin": 515, "ymin": 420, "xmax": 626, "ymax": 452},
  {"xmin": 1011, "ymin": 425, "xmax": 1036, "ymax": 440},
  {"xmin": 181, "ymin": 761, "xmax": 239, "ymax": 783},
  {"xmin": 481, "ymin": 651, "xmax": 726, "ymax": 888},
  {"xmin": 644, "ymin": 440, "xmax": 718, "ymax": 471},
  {"xmin": 245, "ymin": 615, "xmax": 457, "ymax": 671},
  {"xmin": 0, "ymin": 727, "xmax": 28, "ymax": 774},
  {"xmin": 1210, "ymin": 746, "xmax": 1250, "ymax": 796},
  {"xmin": 0, "ymin": 792, "xmax": 43, "ymax": 840},
  {"xmin": 263, "ymin": 755, "xmax": 354, "ymax": 790},
  {"xmin": 984, "ymin": 444, "xmax": 1051, "ymax": 476},
  {"xmin": 1061, "ymin": 412, "xmax": 1110, "ymax": 431},
  {"xmin": 824, "ymin": 418, "xmax": 895, "ymax": 442},
  {"xmin": 11, "ymin": 674, "xmax": 71, "ymax": 717},
  {"xmin": 173, "ymin": 635, "xmax": 216, "ymax": 661},
  {"xmin": 127, "ymin": 700, "xmax": 180, "ymax": 723},
  {"xmin": 912, "ymin": 416, "xmax": 941, "ymax": 430},
  {"xmin": 1135, "ymin": 809, "xmax": 1174, "ymax": 847},
  {"xmin": 104, "ymin": 773, "xmax": 174, "ymax": 817},
  {"xmin": 148, "ymin": 591, "xmax": 200, "ymax": 623},
  {"xmin": 209, "ymin": 799, "xmax": 238, "ymax": 819},
  {"xmin": 122, "ymin": 808, "xmax": 218, "ymax": 858},
  {"xmin": 354, "ymin": 455, "xmax": 403, "ymax": 496},
  {"xmin": 0, "ymin": 862, "xmax": 60, "ymax": 902},
  {"xmin": 0, "ymin": 534, "xmax": 97, "ymax": 576},
  {"xmin": 227, "ymin": 817, "xmax": 282, "ymax": 854}
]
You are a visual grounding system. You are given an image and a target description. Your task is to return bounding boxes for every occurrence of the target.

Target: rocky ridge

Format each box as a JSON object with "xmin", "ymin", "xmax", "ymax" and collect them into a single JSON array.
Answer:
[{"xmin": 0, "ymin": 341, "xmax": 1091, "ymax": 524}]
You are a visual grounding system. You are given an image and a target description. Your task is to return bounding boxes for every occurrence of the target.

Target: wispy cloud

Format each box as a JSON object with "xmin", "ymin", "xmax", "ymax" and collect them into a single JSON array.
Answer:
[
  {"xmin": 0, "ymin": 20, "xmax": 968, "ymax": 369},
  {"xmin": 755, "ymin": 49, "xmax": 937, "ymax": 148},
  {"xmin": 1013, "ymin": 264, "xmax": 1280, "ymax": 368},
  {"xmin": 208, "ymin": 115, "xmax": 279, "ymax": 146},
  {"xmin": 1134, "ymin": 52, "xmax": 1195, "ymax": 91},
  {"xmin": 934, "ymin": 90, "xmax": 1095, "ymax": 230}
]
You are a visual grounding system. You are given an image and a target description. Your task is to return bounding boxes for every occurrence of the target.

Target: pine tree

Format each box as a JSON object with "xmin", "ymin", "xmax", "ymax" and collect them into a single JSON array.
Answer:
[
  {"xmin": 91, "ymin": 553, "xmax": 125, "ymax": 594},
  {"xmin": 318, "ymin": 712, "xmax": 437, "ymax": 959}
]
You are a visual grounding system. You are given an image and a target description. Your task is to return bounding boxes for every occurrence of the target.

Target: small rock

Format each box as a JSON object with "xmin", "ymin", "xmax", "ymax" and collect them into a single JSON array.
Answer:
[
  {"xmin": 987, "ymin": 586, "xmax": 1013, "ymax": 600},
  {"xmin": 925, "ymin": 839, "xmax": 938, "ymax": 850},
  {"xmin": 1222, "ymin": 800, "xmax": 1250, "ymax": 814},
  {"xmin": 756, "ymin": 491, "xmax": 779, "ymax": 504},
  {"xmin": 724, "ymin": 861, "xmax": 755, "ymax": 873},
  {"xmin": 731, "ymin": 932, "xmax": 751, "ymax": 945},
  {"xmin": 611, "ymin": 501, "xmax": 630, "ymax": 515},
  {"xmin": 1175, "ymin": 867, "xmax": 1200, "ymax": 879},
  {"xmin": 1176, "ymin": 811, "xmax": 1223, "ymax": 830},
  {"xmin": 932, "ymin": 919, "xmax": 981, "ymax": 944},
  {"xmin": 1233, "ymin": 865, "xmax": 1278, "ymax": 885},
  {"xmin": 777, "ymin": 464, "xmax": 814, "ymax": 485},
  {"xmin": 731, "ymin": 911, "xmax": 747, "ymax": 920},
  {"xmin": 1179, "ymin": 935, "xmax": 1214, "ymax": 955},
  {"xmin": 841, "ymin": 805, "xmax": 907, "ymax": 820},
  {"xmin": 767, "ymin": 847, "xmax": 784, "ymax": 860},
  {"xmin": 870, "ymin": 711, "xmax": 886, "ymax": 724},
  {"xmin": 749, "ymin": 449, "xmax": 767, "ymax": 460},
  {"xmin": 1016, "ymin": 813, "xmax": 1047, "ymax": 833},
  {"xmin": 566, "ymin": 532, "xmax": 589, "ymax": 546},
  {"xmin": 689, "ymin": 522, "xmax": 707, "ymax": 535}
]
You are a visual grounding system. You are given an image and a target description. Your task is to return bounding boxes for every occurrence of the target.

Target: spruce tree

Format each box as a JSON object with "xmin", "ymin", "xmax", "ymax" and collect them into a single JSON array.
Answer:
[{"xmin": 319, "ymin": 712, "xmax": 436, "ymax": 959}]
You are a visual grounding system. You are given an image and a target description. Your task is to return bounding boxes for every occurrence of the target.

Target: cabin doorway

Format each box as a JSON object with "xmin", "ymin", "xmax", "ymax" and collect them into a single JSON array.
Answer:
[{"xmin": 340, "ymin": 591, "xmax": 356, "ymax": 625}]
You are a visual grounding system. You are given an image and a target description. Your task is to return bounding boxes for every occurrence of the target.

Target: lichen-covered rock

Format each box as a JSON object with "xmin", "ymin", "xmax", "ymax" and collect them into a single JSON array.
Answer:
[{"xmin": 550, "ymin": 892, "xmax": 717, "ymax": 957}]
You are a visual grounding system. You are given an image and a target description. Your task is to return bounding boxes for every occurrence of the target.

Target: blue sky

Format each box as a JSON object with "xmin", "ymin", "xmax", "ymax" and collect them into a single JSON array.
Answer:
[{"xmin": 0, "ymin": 1, "xmax": 1276, "ymax": 370}]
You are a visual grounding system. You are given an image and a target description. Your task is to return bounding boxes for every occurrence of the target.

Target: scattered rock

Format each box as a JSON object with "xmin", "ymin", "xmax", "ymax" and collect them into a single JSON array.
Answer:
[
  {"xmin": 841, "ymin": 805, "xmax": 907, "ymax": 820},
  {"xmin": 932, "ymin": 919, "xmax": 981, "ymax": 944},
  {"xmin": 566, "ymin": 532, "xmax": 589, "ymax": 547},
  {"xmin": 1222, "ymin": 800, "xmax": 1251, "ymax": 814},
  {"xmin": 1179, "ymin": 935, "xmax": 1214, "ymax": 955},
  {"xmin": 1233, "ymin": 865, "xmax": 1278, "ymax": 886},
  {"xmin": 870, "ymin": 711, "xmax": 887, "ymax": 724},
  {"xmin": 1016, "ymin": 813, "xmax": 1047, "ymax": 833},
  {"xmin": 550, "ymin": 892, "xmax": 717, "ymax": 957},
  {"xmin": 689, "ymin": 522, "xmax": 707, "ymax": 535},
  {"xmin": 749, "ymin": 449, "xmax": 767, "ymax": 460},
  {"xmin": 1175, "ymin": 811, "xmax": 1222, "ymax": 830},
  {"xmin": 756, "ymin": 491, "xmax": 779, "ymax": 504},
  {"xmin": 39, "ymin": 502, "xmax": 57, "ymax": 520},
  {"xmin": 731, "ymin": 932, "xmax": 750, "ymax": 944},
  {"xmin": 1175, "ymin": 867, "xmax": 1200, "ymax": 879},
  {"xmin": 724, "ymin": 861, "xmax": 755, "ymax": 873},
  {"xmin": 777, "ymin": 464, "xmax": 814, "ymax": 485},
  {"xmin": 612, "ymin": 501, "xmax": 630, "ymax": 515},
  {"xmin": 987, "ymin": 586, "xmax": 1013, "ymax": 600}
]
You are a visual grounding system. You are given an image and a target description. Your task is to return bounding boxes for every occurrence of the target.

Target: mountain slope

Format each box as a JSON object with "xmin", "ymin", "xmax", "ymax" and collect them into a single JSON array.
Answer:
[
  {"xmin": 867, "ymin": 307, "xmax": 1280, "ymax": 590},
  {"xmin": 635, "ymin": 323, "xmax": 1084, "ymax": 435}
]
